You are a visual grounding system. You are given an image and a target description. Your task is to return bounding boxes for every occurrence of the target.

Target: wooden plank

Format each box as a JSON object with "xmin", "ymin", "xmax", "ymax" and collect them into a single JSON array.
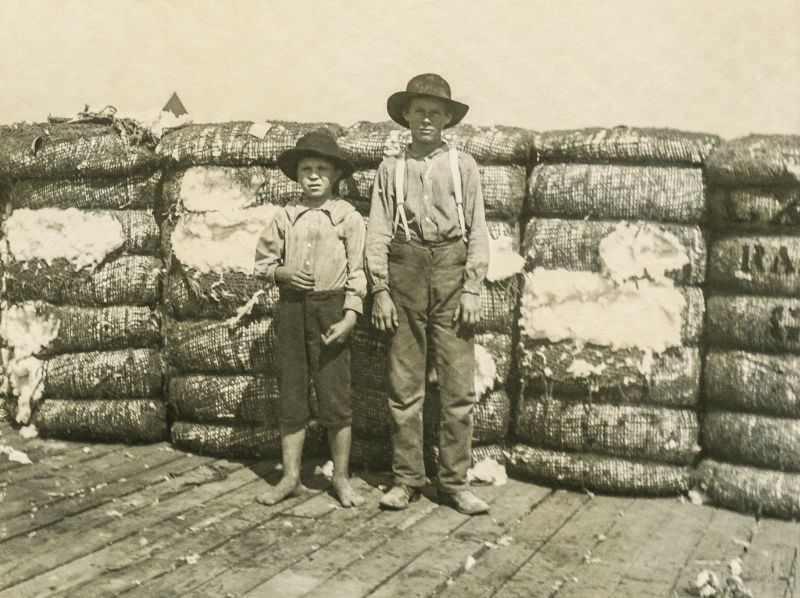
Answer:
[
  {"xmin": 174, "ymin": 478, "xmax": 384, "ymax": 597},
  {"xmin": 556, "ymin": 498, "xmax": 683, "ymax": 598},
  {"xmin": 311, "ymin": 483, "xmax": 514, "ymax": 598},
  {"xmin": 0, "ymin": 456, "xmax": 234, "ymax": 590},
  {"xmin": 3, "ymin": 467, "xmax": 274, "ymax": 598},
  {"xmin": 120, "ymin": 488, "xmax": 350, "ymax": 597},
  {"xmin": 0, "ymin": 440, "xmax": 119, "ymax": 482},
  {"xmin": 611, "ymin": 500, "xmax": 717, "ymax": 597},
  {"xmin": 0, "ymin": 426, "xmax": 87, "ymax": 473},
  {"xmin": 246, "ymin": 480, "xmax": 528, "ymax": 598},
  {"xmin": 0, "ymin": 444, "xmax": 181, "ymax": 521},
  {"xmin": 742, "ymin": 517, "xmax": 800, "ymax": 598},
  {"xmin": 0, "ymin": 449, "xmax": 194, "ymax": 541},
  {"xmin": 368, "ymin": 480, "xmax": 551, "ymax": 598},
  {"xmin": 670, "ymin": 507, "xmax": 757, "ymax": 596},
  {"xmin": 241, "ymin": 495, "xmax": 440, "ymax": 598},
  {"xmin": 60, "ymin": 476, "xmax": 320, "ymax": 597},
  {"xmin": 437, "ymin": 489, "xmax": 585, "ymax": 598},
  {"xmin": 494, "ymin": 495, "xmax": 634, "ymax": 598}
]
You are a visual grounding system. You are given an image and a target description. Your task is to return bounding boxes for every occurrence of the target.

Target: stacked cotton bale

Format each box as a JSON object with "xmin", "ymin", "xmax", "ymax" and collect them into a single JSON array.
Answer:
[
  {"xmin": 157, "ymin": 121, "xmax": 341, "ymax": 458},
  {"xmin": 338, "ymin": 122, "xmax": 531, "ymax": 468},
  {"xmin": 509, "ymin": 127, "xmax": 719, "ymax": 494},
  {"xmin": 698, "ymin": 134, "xmax": 800, "ymax": 519},
  {"xmin": 0, "ymin": 119, "xmax": 166, "ymax": 442}
]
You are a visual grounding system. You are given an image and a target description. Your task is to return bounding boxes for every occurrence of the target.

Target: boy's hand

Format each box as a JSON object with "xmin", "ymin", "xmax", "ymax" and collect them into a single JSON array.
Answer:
[
  {"xmin": 453, "ymin": 292, "xmax": 481, "ymax": 327},
  {"xmin": 371, "ymin": 290, "xmax": 399, "ymax": 332},
  {"xmin": 321, "ymin": 310, "xmax": 358, "ymax": 345},
  {"xmin": 275, "ymin": 266, "xmax": 315, "ymax": 291}
]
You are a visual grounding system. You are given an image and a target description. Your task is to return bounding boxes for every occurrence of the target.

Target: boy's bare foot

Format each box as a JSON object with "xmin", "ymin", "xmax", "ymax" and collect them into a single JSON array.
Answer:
[
  {"xmin": 256, "ymin": 475, "xmax": 301, "ymax": 506},
  {"xmin": 332, "ymin": 475, "xmax": 365, "ymax": 508}
]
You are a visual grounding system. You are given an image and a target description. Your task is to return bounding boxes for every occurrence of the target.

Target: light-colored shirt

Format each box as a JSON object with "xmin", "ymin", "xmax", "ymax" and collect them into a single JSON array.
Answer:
[
  {"xmin": 254, "ymin": 198, "xmax": 366, "ymax": 314},
  {"xmin": 365, "ymin": 143, "xmax": 489, "ymax": 295}
]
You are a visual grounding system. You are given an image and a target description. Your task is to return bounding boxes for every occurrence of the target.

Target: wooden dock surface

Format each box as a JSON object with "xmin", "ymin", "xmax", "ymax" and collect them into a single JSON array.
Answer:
[{"xmin": 1, "ymin": 422, "xmax": 797, "ymax": 597}]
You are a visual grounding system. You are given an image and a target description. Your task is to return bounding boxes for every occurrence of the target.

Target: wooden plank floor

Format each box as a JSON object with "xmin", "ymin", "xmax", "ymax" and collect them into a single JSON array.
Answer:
[{"xmin": 1, "ymin": 422, "xmax": 797, "ymax": 598}]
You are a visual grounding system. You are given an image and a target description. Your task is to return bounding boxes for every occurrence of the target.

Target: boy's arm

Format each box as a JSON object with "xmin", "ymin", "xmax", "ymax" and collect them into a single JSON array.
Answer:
[
  {"xmin": 462, "ymin": 157, "xmax": 489, "ymax": 295},
  {"xmin": 253, "ymin": 211, "xmax": 285, "ymax": 283},
  {"xmin": 343, "ymin": 210, "xmax": 367, "ymax": 315},
  {"xmin": 365, "ymin": 161, "xmax": 394, "ymax": 295}
]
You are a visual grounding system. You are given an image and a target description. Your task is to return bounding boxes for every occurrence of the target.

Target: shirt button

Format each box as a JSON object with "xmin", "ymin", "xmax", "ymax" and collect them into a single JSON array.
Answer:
[{"xmin": 307, "ymin": 243, "xmax": 312, "ymax": 248}]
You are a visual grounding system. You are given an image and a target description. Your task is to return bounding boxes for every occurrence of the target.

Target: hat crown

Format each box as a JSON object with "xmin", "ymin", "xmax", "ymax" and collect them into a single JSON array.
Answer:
[
  {"xmin": 294, "ymin": 130, "xmax": 341, "ymax": 154},
  {"xmin": 405, "ymin": 73, "xmax": 452, "ymax": 101}
]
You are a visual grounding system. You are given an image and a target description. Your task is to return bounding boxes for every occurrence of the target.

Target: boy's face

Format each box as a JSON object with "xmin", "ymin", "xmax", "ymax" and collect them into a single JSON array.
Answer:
[
  {"xmin": 403, "ymin": 97, "xmax": 452, "ymax": 144},
  {"xmin": 297, "ymin": 156, "xmax": 340, "ymax": 200}
]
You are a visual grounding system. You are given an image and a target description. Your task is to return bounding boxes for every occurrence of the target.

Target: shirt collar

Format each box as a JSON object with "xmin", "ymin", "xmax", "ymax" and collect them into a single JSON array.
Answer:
[
  {"xmin": 404, "ymin": 141, "xmax": 449, "ymax": 161},
  {"xmin": 285, "ymin": 197, "xmax": 353, "ymax": 226}
]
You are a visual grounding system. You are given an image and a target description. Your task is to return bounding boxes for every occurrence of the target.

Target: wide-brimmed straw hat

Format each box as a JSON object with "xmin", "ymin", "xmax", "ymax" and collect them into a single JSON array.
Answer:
[
  {"xmin": 387, "ymin": 73, "xmax": 469, "ymax": 129},
  {"xmin": 277, "ymin": 131, "xmax": 355, "ymax": 181}
]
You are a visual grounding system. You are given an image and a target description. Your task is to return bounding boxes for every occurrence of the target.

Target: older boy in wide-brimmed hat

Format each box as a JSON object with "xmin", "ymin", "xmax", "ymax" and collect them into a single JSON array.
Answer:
[
  {"xmin": 366, "ymin": 74, "xmax": 490, "ymax": 514},
  {"xmin": 255, "ymin": 131, "xmax": 366, "ymax": 508}
]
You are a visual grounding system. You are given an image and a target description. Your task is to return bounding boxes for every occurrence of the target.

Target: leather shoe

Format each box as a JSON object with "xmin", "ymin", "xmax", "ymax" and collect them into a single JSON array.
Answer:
[
  {"xmin": 439, "ymin": 489, "xmax": 489, "ymax": 515},
  {"xmin": 379, "ymin": 485, "xmax": 422, "ymax": 510}
]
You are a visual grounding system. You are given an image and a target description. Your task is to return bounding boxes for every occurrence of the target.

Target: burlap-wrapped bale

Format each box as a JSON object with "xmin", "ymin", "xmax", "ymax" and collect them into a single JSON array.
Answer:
[
  {"xmin": 476, "ymin": 277, "xmax": 519, "ymax": 334},
  {"xmin": 2, "ymin": 255, "xmax": 163, "ymax": 307},
  {"xmin": 425, "ymin": 386, "xmax": 511, "ymax": 445},
  {"xmin": 340, "ymin": 165, "xmax": 526, "ymax": 221},
  {"xmin": 706, "ymin": 134, "xmax": 800, "ymax": 187},
  {"xmin": 708, "ymin": 235, "xmax": 800, "ymax": 296},
  {"xmin": 337, "ymin": 121, "xmax": 531, "ymax": 166},
  {"xmin": 162, "ymin": 266, "xmax": 279, "ymax": 320},
  {"xmin": 3, "ymin": 207, "xmax": 159, "ymax": 256},
  {"xmin": 529, "ymin": 163, "xmax": 705, "ymax": 223},
  {"xmin": 486, "ymin": 220, "xmax": 520, "ymax": 250},
  {"xmin": 708, "ymin": 187, "xmax": 800, "ymax": 232},
  {"xmin": 520, "ymin": 342, "xmax": 701, "ymax": 407},
  {"xmin": 532, "ymin": 127, "xmax": 719, "ymax": 166},
  {"xmin": 35, "ymin": 399, "xmax": 167, "ymax": 443},
  {"xmin": 41, "ymin": 348, "xmax": 163, "ymax": 400},
  {"xmin": 169, "ymin": 374, "xmax": 279, "ymax": 425},
  {"xmin": 515, "ymin": 397, "xmax": 699, "ymax": 465},
  {"xmin": 703, "ymin": 410, "xmax": 800, "ymax": 472},
  {"xmin": 698, "ymin": 459, "xmax": 800, "ymax": 520},
  {"xmin": 156, "ymin": 121, "xmax": 343, "ymax": 168},
  {"xmin": 706, "ymin": 294, "xmax": 800, "ymax": 354},
  {"xmin": 704, "ymin": 350, "xmax": 800, "ymax": 418},
  {"xmin": 351, "ymin": 385, "xmax": 393, "ymax": 439},
  {"xmin": 350, "ymin": 435, "xmax": 508, "ymax": 471},
  {"xmin": 523, "ymin": 218, "xmax": 707, "ymax": 285},
  {"xmin": 350, "ymin": 322, "xmax": 388, "ymax": 390},
  {"xmin": 0, "ymin": 121, "xmax": 158, "ymax": 179},
  {"xmin": 170, "ymin": 421, "xmax": 281, "ymax": 458},
  {"xmin": 3, "ymin": 303, "xmax": 159, "ymax": 356},
  {"xmin": 475, "ymin": 332, "xmax": 513, "ymax": 384},
  {"xmin": 507, "ymin": 444, "xmax": 691, "ymax": 494},
  {"xmin": 164, "ymin": 316, "xmax": 276, "ymax": 375},
  {"xmin": 161, "ymin": 166, "xmax": 301, "ymax": 212},
  {"xmin": 10, "ymin": 170, "xmax": 162, "ymax": 211}
]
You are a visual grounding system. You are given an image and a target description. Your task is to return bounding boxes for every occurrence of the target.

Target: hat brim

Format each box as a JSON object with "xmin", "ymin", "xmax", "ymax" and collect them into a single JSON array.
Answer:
[
  {"xmin": 387, "ymin": 92, "xmax": 469, "ymax": 129},
  {"xmin": 277, "ymin": 148, "xmax": 355, "ymax": 182}
]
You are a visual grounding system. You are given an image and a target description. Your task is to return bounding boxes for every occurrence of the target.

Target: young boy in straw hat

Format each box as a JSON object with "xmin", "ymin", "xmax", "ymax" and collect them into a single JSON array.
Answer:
[
  {"xmin": 366, "ymin": 74, "xmax": 491, "ymax": 515},
  {"xmin": 254, "ymin": 131, "xmax": 366, "ymax": 508}
]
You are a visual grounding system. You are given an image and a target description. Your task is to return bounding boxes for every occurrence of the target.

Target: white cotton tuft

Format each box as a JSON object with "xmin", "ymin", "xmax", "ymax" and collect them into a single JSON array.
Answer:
[
  {"xmin": 487, "ymin": 236, "xmax": 525, "ymax": 282},
  {"xmin": 4, "ymin": 208, "xmax": 125, "ymax": 269},
  {"xmin": 170, "ymin": 204, "xmax": 279, "ymax": 274}
]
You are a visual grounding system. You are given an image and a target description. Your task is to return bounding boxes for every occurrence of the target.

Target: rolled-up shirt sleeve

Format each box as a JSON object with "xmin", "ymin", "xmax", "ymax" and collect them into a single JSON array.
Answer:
[
  {"xmin": 365, "ymin": 161, "xmax": 395, "ymax": 294},
  {"xmin": 343, "ymin": 211, "xmax": 367, "ymax": 314},
  {"xmin": 461, "ymin": 157, "xmax": 489, "ymax": 295},
  {"xmin": 253, "ymin": 211, "xmax": 285, "ymax": 283}
]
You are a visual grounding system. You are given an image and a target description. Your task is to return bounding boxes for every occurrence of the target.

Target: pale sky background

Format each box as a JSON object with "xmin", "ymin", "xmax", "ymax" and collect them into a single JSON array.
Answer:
[{"xmin": 1, "ymin": 0, "xmax": 798, "ymax": 139}]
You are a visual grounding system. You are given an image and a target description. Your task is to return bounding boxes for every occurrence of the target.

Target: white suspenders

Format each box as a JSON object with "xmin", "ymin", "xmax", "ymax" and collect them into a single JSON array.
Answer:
[{"xmin": 392, "ymin": 148, "xmax": 468, "ymax": 242}]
